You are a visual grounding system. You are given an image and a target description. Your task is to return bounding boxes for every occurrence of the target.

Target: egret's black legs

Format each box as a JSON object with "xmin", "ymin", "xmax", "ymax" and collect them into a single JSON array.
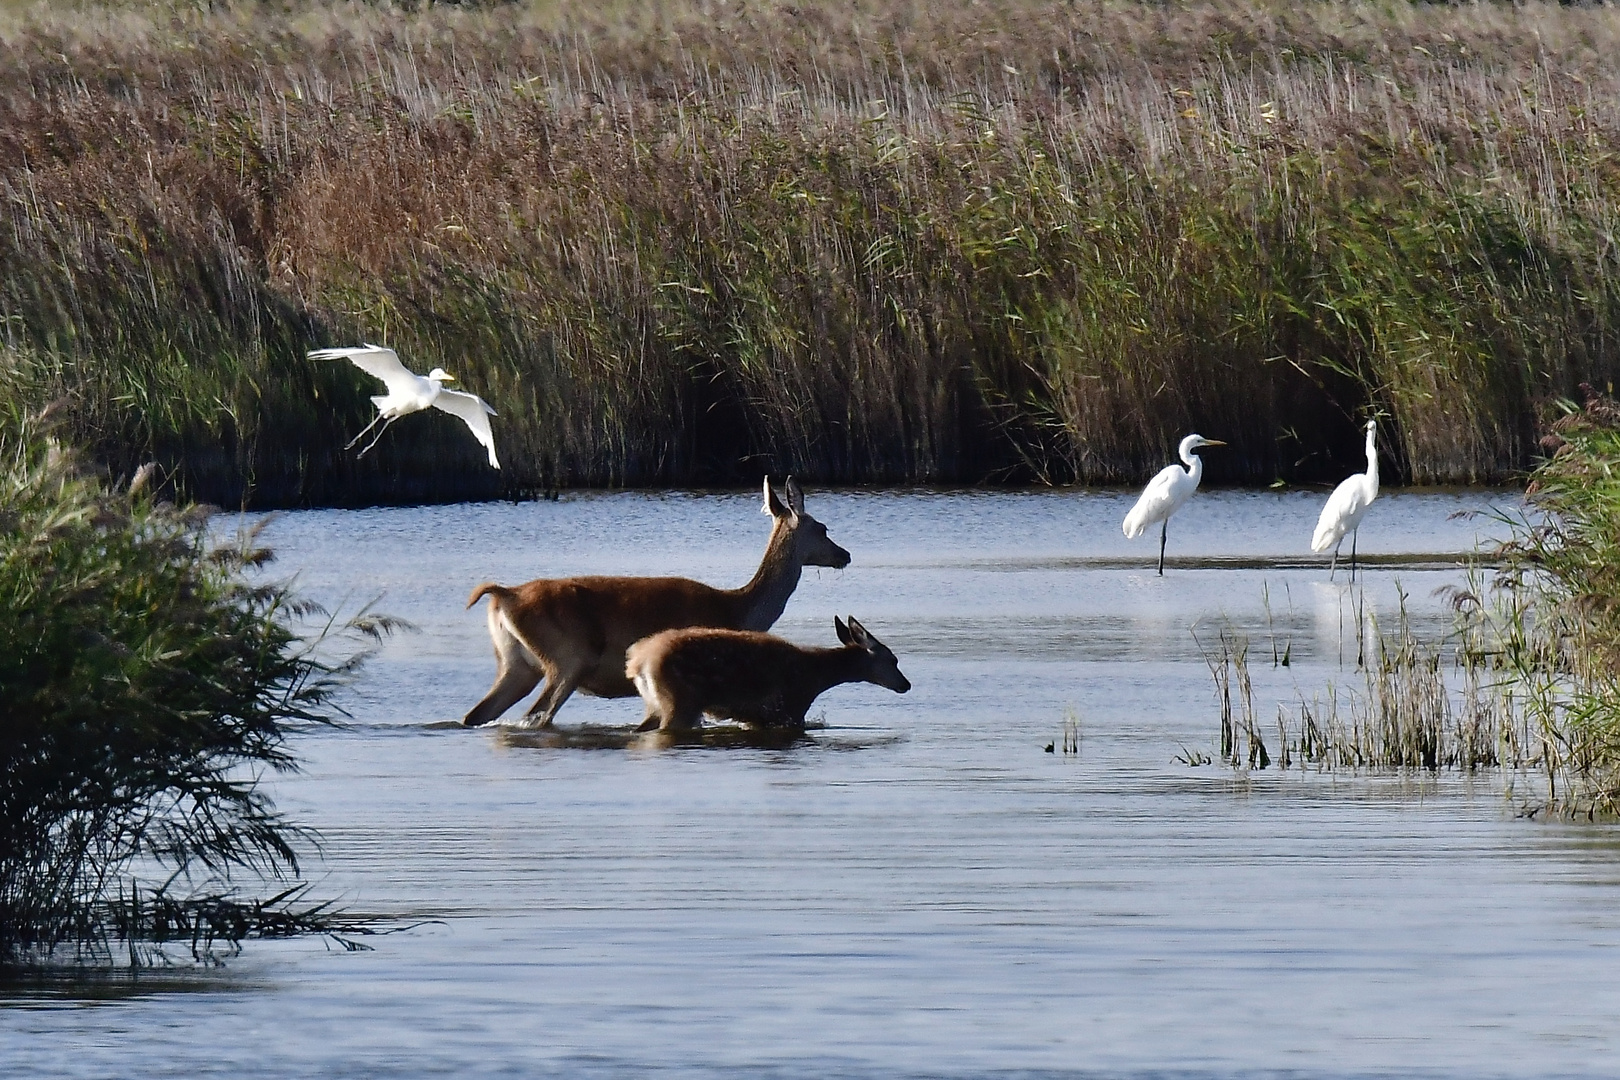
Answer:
[
  {"xmin": 1349, "ymin": 530, "xmax": 1358, "ymax": 582},
  {"xmin": 344, "ymin": 411, "xmax": 385, "ymax": 451},
  {"xmin": 1158, "ymin": 519, "xmax": 1168, "ymax": 576},
  {"xmin": 356, "ymin": 416, "xmax": 396, "ymax": 459}
]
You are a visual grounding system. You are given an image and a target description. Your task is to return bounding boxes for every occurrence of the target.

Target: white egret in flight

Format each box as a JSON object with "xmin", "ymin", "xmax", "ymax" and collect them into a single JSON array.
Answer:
[
  {"xmin": 1122, "ymin": 433, "xmax": 1225, "ymax": 575},
  {"xmin": 1311, "ymin": 419, "xmax": 1380, "ymax": 579},
  {"xmin": 309, "ymin": 344, "xmax": 500, "ymax": 468}
]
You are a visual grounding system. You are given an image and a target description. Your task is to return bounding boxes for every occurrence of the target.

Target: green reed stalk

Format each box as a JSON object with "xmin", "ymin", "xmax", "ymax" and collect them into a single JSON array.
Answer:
[
  {"xmin": 1486, "ymin": 389, "xmax": 1620, "ymax": 811},
  {"xmin": 3, "ymin": 1, "xmax": 1620, "ymax": 504}
]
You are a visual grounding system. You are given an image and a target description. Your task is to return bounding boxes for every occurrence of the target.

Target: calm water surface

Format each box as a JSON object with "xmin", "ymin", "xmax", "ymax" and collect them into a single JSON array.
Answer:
[{"xmin": 6, "ymin": 488, "xmax": 1620, "ymax": 1079}]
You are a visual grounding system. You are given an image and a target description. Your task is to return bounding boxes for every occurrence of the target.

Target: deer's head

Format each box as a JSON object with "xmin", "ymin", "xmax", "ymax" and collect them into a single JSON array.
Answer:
[
  {"xmin": 763, "ymin": 476, "xmax": 850, "ymax": 569},
  {"xmin": 835, "ymin": 616, "xmax": 910, "ymax": 693}
]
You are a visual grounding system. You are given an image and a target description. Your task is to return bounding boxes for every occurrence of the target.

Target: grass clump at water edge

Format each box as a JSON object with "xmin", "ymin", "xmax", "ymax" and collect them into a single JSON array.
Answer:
[
  {"xmin": 1481, "ymin": 387, "xmax": 1620, "ymax": 813},
  {"xmin": 1197, "ymin": 604, "xmax": 1534, "ymax": 779},
  {"xmin": 0, "ymin": 417, "xmax": 394, "ymax": 966}
]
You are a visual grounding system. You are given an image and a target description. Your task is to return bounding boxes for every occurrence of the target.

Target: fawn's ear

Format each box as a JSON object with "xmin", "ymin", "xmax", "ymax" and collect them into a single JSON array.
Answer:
[
  {"xmin": 834, "ymin": 616, "xmax": 853, "ymax": 646},
  {"xmin": 845, "ymin": 616, "xmax": 872, "ymax": 646},
  {"xmin": 785, "ymin": 476, "xmax": 806, "ymax": 515},
  {"xmin": 763, "ymin": 476, "xmax": 789, "ymax": 518}
]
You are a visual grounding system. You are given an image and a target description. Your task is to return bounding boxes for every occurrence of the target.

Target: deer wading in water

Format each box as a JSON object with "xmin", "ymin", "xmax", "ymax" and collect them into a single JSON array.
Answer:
[
  {"xmin": 626, "ymin": 616, "xmax": 911, "ymax": 733},
  {"xmin": 462, "ymin": 477, "xmax": 850, "ymax": 728}
]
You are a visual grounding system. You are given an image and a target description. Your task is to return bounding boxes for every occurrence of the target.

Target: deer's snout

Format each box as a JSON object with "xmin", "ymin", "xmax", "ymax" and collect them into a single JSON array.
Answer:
[
  {"xmin": 815, "ymin": 542, "xmax": 852, "ymax": 570},
  {"xmin": 885, "ymin": 669, "xmax": 912, "ymax": 694}
]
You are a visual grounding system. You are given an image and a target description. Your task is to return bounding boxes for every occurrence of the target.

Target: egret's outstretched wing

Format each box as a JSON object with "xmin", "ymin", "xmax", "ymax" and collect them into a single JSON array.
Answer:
[
  {"xmin": 1122, "ymin": 465, "xmax": 1187, "ymax": 538},
  {"xmin": 433, "ymin": 389, "xmax": 500, "ymax": 469},
  {"xmin": 308, "ymin": 345, "xmax": 418, "ymax": 397}
]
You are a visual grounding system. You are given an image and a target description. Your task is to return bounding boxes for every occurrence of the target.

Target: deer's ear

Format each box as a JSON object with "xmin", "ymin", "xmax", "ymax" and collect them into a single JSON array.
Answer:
[
  {"xmin": 785, "ymin": 476, "xmax": 806, "ymax": 515},
  {"xmin": 846, "ymin": 616, "xmax": 871, "ymax": 646},
  {"xmin": 763, "ymin": 476, "xmax": 788, "ymax": 517},
  {"xmin": 834, "ymin": 616, "xmax": 852, "ymax": 645}
]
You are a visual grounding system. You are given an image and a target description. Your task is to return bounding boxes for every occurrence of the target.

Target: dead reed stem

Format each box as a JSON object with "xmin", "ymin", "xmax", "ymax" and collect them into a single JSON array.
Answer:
[{"xmin": 1198, "ymin": 597, "xmax": 1536, "ymax": 778}]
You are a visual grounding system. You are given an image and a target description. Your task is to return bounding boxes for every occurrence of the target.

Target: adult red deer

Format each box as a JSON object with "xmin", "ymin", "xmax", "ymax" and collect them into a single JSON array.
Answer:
[
  {"xmin": 626, "ymin": 616, "xmax": 911, "ymax": 733},
  {"xmin": 462, "ymin": 477, "xmax": 850, "ymax": 727}
]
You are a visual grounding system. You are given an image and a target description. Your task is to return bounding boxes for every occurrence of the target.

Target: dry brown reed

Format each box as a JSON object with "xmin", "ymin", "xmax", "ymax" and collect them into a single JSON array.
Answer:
[
  {"xmin": 4, "ymin": 1, "xmax": 1620, "ymax": 503},
  {"xmin": 1200, "ymin": 601, "xmax": 1535, "ymax": 776}
]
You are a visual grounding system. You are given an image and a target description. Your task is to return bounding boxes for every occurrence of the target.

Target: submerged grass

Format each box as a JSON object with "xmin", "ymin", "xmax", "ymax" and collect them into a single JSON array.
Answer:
[
  {"xmin": 0, "ymin": 416, "xmax": 390, "ymax": 966},
  {"xmin": 3, "ymin": 1, "xmax": 1620, "ymax": 503}
]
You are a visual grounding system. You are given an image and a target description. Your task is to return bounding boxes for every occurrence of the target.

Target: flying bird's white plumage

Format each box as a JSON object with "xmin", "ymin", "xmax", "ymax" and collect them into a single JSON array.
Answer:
[
  {"xmin": 1312, "ymin": 419, "xmax": 1380, "ymax": 578},
  {"xmin": 1122, "ymin": 433, "xmax": 1225, "ymax": 575},
  {"xmin": 309, "ymin": 344, "xmax": 500, "ymax": 468}
]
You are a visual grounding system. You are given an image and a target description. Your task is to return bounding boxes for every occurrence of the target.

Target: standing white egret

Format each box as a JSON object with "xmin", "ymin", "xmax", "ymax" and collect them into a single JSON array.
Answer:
[
  {"xmin": 1311, "ymin": 419, "xmax": 1380, "ymax": 579},
  {"xmin": 1122, "ymin": 433, "xmax": 1226, "ymax": 575},
  {"xmin": 309, "ymin": 344, "xmax": 500, "ymax": 468}
]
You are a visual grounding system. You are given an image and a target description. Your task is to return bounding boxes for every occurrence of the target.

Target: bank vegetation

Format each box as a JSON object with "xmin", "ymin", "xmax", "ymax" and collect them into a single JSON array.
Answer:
[
  {"xmin": 2, "ymin": 0, "xmax": 1620, "ymax": 504},
  {"xmin": 0, "ymin": 417, "xmax": 384, "ymax": 966}
]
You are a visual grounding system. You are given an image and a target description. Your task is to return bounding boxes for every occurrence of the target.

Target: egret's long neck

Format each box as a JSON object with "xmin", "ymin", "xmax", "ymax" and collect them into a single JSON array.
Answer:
[
  {"xmin": 1180, "ymin": 440, "xmax": 1204, "ymax": 483},
  {"xmin": 1364, "ymin": 428, "xmax": 1380, "ymax": 497}
]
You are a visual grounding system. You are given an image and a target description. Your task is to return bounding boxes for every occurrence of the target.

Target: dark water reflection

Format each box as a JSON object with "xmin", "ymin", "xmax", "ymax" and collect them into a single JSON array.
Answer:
[{"xmin": 6, "ymin": 488, "xmax": 1620, "ymax": 1079}]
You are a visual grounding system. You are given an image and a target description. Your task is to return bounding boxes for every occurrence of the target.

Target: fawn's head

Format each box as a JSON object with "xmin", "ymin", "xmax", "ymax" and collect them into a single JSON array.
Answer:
[
  {"xmin": 763, "ymin": 476, "xmax": 850, "ymax": 569},
  {"xmin": 835, "ymin": 616, "xmax": 910, "ymax": 693}
]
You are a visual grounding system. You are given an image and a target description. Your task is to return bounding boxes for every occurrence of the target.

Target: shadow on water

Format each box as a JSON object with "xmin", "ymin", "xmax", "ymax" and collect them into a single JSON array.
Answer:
[
  {"xmin": 0, "ymin": 967, "xmax": 259, "ymax": 1007},
  {"xmin": 319, "ymin": 720, "xmax": 907, "ymax": 751},
  {"xmin": 492, "ymin": 723, "xmax": 904, "ymax": 753}
]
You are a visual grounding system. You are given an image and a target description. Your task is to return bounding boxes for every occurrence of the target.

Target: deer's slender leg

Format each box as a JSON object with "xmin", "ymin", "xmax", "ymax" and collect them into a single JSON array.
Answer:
[
  {"xmin": 463, "ymin": 662, "xmax": 541, "ymax": 727},
  {"xmin": 660, "ymin": 704, "xmax": 703, "ymax": 733},
  {"xmin": 635, "ymin": 678, "xmax": 679, "ymax": 732},
  {"xmin": 463, "ymin": 608, "xmax": 545, "ymax": 726},
  {"xmin": 523, "ymin": 669, "xmax": 583, "ymax": 729}
]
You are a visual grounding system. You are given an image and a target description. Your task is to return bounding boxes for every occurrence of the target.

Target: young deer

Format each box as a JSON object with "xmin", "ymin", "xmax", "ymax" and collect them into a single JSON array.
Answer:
[
  {"xmin": 463, "ymin": 477, "xmax": 850, "ymax": 728},
  {"xmin": 626, "ymin": 616, "xmax": 911, "ymax": 733}
]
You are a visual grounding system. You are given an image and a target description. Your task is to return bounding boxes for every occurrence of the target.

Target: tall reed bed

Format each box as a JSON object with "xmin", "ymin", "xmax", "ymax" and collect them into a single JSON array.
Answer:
[
  {"xmin": 3, "ymin": 1, "xmax": 1620, "ymax": 503},
  {"xmin": 0, "ymin": 418, "xmax": 385, "ymax": 965}
]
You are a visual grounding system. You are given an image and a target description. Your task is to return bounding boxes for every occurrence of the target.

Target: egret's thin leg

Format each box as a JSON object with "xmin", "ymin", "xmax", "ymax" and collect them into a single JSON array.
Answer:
[
  {"xmin": 1349, "ymin": 530, "xmax": 1358, "ymax": 582},
  {"xmin": 1158, "ymin": 518, "xmax": 1168, "ymax": 576},
  {"xmin": 1328, "ymin": 545, "xmax": 1339, "ymax": 581},
  {"xmin": 356, "ymin": 416, "xmax": 396, "ymax": 459},
  {"xmin": 343, "ymin": 411, "xmax": 386, "ymax": 451}
]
